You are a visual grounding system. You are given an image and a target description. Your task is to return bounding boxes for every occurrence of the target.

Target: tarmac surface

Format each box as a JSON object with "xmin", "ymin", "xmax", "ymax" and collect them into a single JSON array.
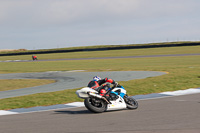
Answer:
[
  {"xmin": 0, "ymin": 53, "xmax": 200, "ymax": 62},
  {"xmin": 0, "ymin": 71, "xmax": 166, "ymax": 99},
  {"xmin": 0, "ymin": 93, "xmax": 200, "ymax": 133},
  {"xmin": 0, "ymin": 53, "xmax": 200, "ymax": 132}
]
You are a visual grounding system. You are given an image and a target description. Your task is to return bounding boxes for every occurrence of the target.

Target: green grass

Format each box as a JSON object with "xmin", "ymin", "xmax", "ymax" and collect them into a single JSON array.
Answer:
[
  {"xmin": 0, "ymin": 45, "xmax": 200, "ymax": 61},
  {"xmin": 0, "ymin": 45, "xmax": 199, "ymax": 110},
  {"xmin": 0, "ymin": 89, "xmax": 83, "ymax": 110},
  {"xmin": 0, "ymin": 79, "xmax": 55, "ymax": 91}
]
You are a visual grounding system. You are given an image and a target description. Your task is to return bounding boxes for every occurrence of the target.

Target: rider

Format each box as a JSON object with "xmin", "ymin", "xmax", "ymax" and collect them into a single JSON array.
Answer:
[
  {"xmin": 87, "ymin": 76, "xmax": 117, "ymax": 96},
  {"xmin": 32, "ymin": 55, "xmax": 37, "ymax": 60}
]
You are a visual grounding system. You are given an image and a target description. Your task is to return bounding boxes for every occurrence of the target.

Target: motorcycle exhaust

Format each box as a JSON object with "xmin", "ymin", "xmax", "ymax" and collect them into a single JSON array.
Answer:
[{"xmin": 88, "ymin": 92, "xmax": 111, "ymax": 104}]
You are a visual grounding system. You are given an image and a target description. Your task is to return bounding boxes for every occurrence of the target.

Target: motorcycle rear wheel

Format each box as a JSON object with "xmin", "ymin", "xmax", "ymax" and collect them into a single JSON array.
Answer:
[
  {"xmin": 125, "ymin": 96, "xmax": 138, "ymax": 109},
  {"xmin": 84, "ymin": 97, "xmax": 107, "ymax": 113}
]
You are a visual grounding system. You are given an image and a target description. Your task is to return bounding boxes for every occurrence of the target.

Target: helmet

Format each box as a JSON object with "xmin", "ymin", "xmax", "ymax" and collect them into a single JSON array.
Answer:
[{"xmin": 93, "ymin": 76, "xmax": 101, "ymax": 81}]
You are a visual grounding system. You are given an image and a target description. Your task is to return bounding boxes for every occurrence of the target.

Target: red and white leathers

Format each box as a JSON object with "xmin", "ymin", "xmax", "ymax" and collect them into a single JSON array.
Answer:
[{"xmin": 87, "ymin": 78, "xmax": 116, "ymax": 96}]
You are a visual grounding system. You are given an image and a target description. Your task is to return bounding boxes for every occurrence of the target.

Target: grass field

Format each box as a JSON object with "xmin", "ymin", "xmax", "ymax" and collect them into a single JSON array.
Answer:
[
  {"xmin": 0, "ymin": 79, "xmax": 55, "ymax": 91},
  {"xmin": 0, "ymin": 45, "xmax": 199, "ymax": 110},
  {"xmin": 0, "ymin": 45, "xmax": 200, "ymax": 61}
]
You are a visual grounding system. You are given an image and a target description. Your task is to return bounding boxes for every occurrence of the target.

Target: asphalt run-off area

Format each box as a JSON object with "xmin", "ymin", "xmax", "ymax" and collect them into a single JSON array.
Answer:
[
  {"xmin": 0, "ymin": 71, "xmax": 166, "ymax": 99},
  {"xmin": 0, "ymin": 71, "xmax": 200, "ymax": 116},
  {"xmin": 1, "ymin": 70, "xmax": 200, "ymax": 133}
]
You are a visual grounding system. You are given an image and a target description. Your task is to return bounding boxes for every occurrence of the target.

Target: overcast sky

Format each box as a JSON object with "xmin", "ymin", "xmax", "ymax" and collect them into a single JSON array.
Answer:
[{"xmin": 0, "ymin": 0, "xmax": 200, "ymax": 50}]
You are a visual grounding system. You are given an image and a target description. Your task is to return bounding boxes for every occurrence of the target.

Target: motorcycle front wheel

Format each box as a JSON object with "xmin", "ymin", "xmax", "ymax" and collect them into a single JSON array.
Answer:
[
  {"xmin": 124, "ymin": 96, "xmax": 138, "ymax": 109},
  {"xmin": 84, "ymin": 97, "xmax": 107, "ymax": 113}
]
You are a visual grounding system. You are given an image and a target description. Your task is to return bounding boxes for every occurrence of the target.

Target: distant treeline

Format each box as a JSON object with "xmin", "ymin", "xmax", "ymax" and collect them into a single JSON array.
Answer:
[{"xmin": 0, "ymin": 42, "xmax": 200, "ymax": 56}]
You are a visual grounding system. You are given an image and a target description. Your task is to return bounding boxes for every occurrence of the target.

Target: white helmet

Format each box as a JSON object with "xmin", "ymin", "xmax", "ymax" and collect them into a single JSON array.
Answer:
[{"xmin": 93, "ymin": 76, "xmax": 101, "ymax": 81}]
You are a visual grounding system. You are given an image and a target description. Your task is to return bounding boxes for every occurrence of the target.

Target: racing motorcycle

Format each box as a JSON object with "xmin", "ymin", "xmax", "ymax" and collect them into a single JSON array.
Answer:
[{"xmin": 76, "ymin": 83, "xmax": 138, "ymax": 113}]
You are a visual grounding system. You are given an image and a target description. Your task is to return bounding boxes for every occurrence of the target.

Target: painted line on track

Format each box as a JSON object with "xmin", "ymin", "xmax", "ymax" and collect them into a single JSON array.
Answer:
[
  {"xmin": 0, "ymin": 60, "xmax": 29, "ymax": 62},
  {"xmin": 1, "ymin": 88, "xmax": 200, "ymax": 116},
  {"xmin": 135, "ymin": 88, "xmax": 200, "ymax": 100}
]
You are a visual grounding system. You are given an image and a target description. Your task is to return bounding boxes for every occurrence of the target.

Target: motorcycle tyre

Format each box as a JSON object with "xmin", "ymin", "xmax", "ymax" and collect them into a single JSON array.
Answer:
[
  {"xmin": 125, "ymin": 96, "xmax": 138, "ymax": 109},
  {"xmin": 84, "ymin": 97, "xmax": 106, "ymax": 113}
]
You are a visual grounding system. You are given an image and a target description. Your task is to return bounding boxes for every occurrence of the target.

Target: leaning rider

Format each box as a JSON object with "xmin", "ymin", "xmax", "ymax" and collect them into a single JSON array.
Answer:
[{"xmin": 87, "ymin": 76, "xmax": 117, "ymax": 96}]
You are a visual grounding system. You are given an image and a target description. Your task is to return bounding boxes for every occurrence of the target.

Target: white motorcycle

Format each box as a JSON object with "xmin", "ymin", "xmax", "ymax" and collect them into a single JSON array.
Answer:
[{"xmin": 76, "ymin": 83, "xmax": 138, "ymax": 113}]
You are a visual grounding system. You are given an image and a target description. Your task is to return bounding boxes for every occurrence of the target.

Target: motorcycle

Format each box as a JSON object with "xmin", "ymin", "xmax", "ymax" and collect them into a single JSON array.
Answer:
[
  {"xmin": 76, "ymin": 83, "xmax": 138, "ymax": 113},
  {"xmin": 32, "ymin": 55, "xmax": 38, "ymax": 61}
]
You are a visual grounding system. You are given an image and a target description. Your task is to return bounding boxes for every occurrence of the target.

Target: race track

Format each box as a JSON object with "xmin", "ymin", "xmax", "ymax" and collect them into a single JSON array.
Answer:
[
  {"xmin": 0, "ymin": 93, "xmax": 200, "ymax": 133},
  {"xmin": 0, "ymin": 71, "xmax": 166, "ymax": 99},
  {"xmin": 0, "ymin": 56, "xmax": 200, "ymax": 132}
]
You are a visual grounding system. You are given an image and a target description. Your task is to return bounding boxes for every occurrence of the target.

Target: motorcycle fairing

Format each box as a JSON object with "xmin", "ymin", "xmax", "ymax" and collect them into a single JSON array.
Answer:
[
  {"xmin": 106, "ymin": 96, "xmax": 127, "ymax": 111},
  {"xmin": 76, "ymin": 87, "xmax": 98, "ymax": 99},
  {"xmin": 112, "ymin": 86, "xmax": 127, "ymax": 98}
]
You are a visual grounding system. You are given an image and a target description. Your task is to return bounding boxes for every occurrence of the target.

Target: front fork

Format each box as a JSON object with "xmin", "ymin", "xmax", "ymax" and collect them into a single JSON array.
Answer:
[{"xmin": 123, "ymin": 94, "xmax": 129, "ymax": 103}]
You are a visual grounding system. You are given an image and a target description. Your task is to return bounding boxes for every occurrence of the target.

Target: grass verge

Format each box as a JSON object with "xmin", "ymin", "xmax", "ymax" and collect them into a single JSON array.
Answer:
[
  {"xmin": 0, "ymin": 54, "xmax": 200, "ymax": 110},
  {"xmin": 0, "ymin": 79, "xmax": 55, "ymax": 91},
  {"xmin": 0, "ymin": 45, "xmax": 200, "ymax": 61}
]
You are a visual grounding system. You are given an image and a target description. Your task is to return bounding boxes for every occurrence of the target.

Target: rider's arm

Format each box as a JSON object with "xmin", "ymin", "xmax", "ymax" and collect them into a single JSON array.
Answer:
[
  {"xmin": 105, "ymin": 78, "xmax": 116, "ymax": 84},
  {"xmin": 98, "ymin": 77, "xmax": 117, "ymax": 86},
  {"xmin": 98, "ymin": 78, "xmax": 115, "ymax": 85}
]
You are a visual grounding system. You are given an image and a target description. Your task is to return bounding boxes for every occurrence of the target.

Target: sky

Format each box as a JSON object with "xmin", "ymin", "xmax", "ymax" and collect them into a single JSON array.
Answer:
[{"xmin": 0, "ymin": 0, "xmax": 200, "ymax": 50}]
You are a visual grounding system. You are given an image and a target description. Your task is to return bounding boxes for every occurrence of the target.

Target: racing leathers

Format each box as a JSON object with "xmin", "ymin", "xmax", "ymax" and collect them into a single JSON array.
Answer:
[{"xmin": 87, "ymin": 78, "xmax": 116, "ymax": 95}]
